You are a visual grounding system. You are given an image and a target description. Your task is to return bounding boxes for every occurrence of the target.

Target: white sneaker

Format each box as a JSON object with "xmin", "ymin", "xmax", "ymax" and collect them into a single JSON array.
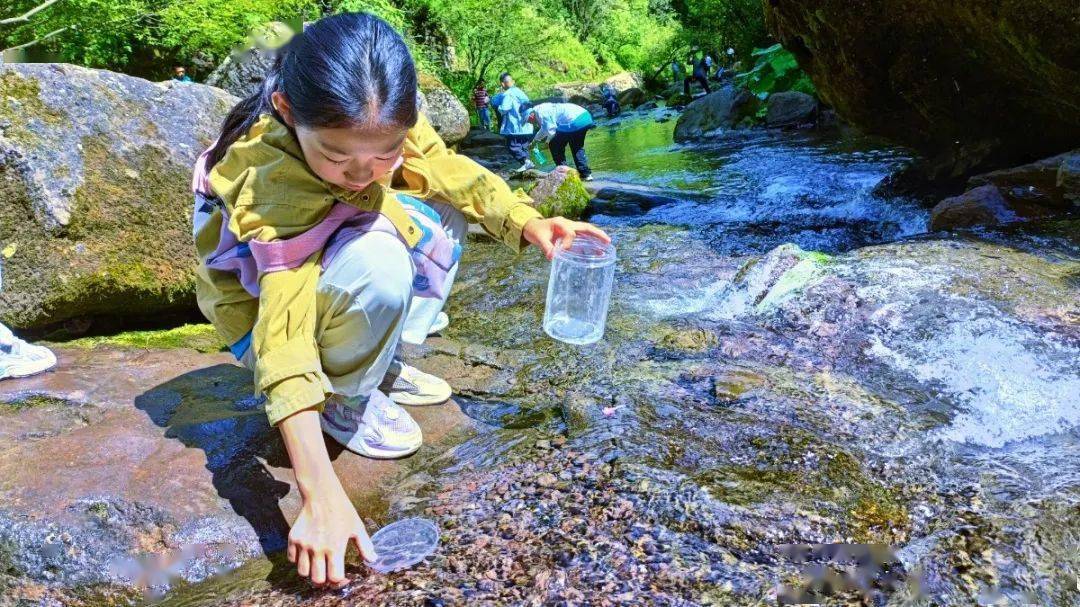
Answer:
[
  {"xmin": 427, "ymin": 312, "xmax": 449, "ymax": 336},
  {"xmin": 513, "ymin": 159, "xmax": 535, "ymax": 173},
  {"xmin": 380, "ymin": 360, "xmax": 452, "ymax": 406},
  {"xmin": 320, "ymin": 392, "xmax": 422, "ymax": 459},
  {"xmin": 0, "ymin": 334, "xmax": 57, "ymax": 380}
]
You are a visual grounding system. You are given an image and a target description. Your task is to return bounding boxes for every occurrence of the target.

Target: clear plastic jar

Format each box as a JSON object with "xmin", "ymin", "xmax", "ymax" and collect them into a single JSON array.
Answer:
[{"xmin": 543, "ymin": 234, "xmax": 616, "ymax": 345}]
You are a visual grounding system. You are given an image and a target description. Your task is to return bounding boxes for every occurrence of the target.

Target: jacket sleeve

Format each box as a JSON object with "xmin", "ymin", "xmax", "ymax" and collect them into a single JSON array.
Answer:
[
  {"xmin": 231, "ymin": 197, "xmax": 335, "ymax": 426},
  {"xmin": 393, "ymin": 113, "xmax": 542, "ymax": 251},
  {"xmin": 210, "ymin": 139, "xmax": 336, "ymax": 426},
  {"xmin": 249, "ymin": 254, "xmax": 331, "ymax": 426}
]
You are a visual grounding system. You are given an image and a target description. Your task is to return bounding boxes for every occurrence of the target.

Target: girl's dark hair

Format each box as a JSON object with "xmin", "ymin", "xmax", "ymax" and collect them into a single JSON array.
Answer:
[{"xmin": 206, "ymin": 12, "xmax": 418, "ymax": 168}]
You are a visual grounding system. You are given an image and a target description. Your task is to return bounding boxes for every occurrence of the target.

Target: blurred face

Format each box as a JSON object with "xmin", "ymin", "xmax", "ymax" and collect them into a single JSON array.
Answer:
[
  {"xmin": 175, "ymin": 67, "xmax": 185, "ymax": 76},
  {"xmin": 501, "ymin": 76, "xmax": 514, "ymax": 89},
  {"xmin": 273, "ymin": 91, "xmax": 407, "ymax": 192}
]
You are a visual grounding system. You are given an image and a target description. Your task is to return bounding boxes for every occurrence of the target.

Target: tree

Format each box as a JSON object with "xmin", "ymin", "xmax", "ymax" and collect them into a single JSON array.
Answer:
[
  {"xmin": 0, "ymin": 0, "xmax": 323, "ymax": 77},
  {"xmin": 670, "ymin": 0, "xmax": 769, "ymax": 64},
  {"xmin": 547, "ymin": 0, "xmax": 618, "ymax": 41},
  {"xmin": 426, "ymin": 0, "xmax": 562, "ymax": 87},
  {"xmin": 1, "ymin": 0, "xmax": 67, "ymax": 54}
]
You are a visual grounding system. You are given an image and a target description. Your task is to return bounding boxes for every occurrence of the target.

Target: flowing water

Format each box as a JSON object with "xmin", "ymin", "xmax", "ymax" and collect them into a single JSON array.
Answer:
[{"xmin": 164, "ymin": 113, "xmax": 1079, "ymax": 606}]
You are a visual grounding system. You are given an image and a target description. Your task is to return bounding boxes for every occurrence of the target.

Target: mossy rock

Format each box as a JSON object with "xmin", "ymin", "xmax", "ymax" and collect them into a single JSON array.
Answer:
[
  {"xmin": 0, "ymin": 64, "xmax": 237, "ymax": 331},
  {"xmin": 45, "ymin": 323, "xmax": 225, "ymax": 353},
  {"xmin": 528, "ymin": 167, "xmax": 590, "ymax": 219}
]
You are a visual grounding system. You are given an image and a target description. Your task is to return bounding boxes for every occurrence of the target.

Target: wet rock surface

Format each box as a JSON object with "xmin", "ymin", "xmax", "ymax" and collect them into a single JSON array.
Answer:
[
  {"xmin": 527, "ymin": 166, "xmax": 589, "ymax": 219},
  {"xmin": 0, "ymin": 347, "xmax": 477, "ymax": 603},
  {"xmin": 929, "ymin": 184, "xmax": 1019, "ymax": 231},
  {"xmin": 146, "ymin": 215, "xmax": 1078, "ymax": 607}
]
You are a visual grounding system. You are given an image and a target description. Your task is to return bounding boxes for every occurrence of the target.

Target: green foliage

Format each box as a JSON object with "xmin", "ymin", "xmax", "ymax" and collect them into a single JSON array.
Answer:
[
  {"xmin": 671, "ymin": 0, "xmax": 769, "ymax": 65},
  {"xmin": 735, "ymin": 43, "xmax": 816, "ymax": 99},
  {"xmin": 3, "ymin": 0, "xmax": 781, "ymax": 106},
  {"xmin": 413, "ymin": 0, "xmax": 599, "ymax": 96},
  {"xmin": 330, "ymin": 0, "xmax": 407, "ymax": 30},
  {"xmin": 154, "ymin": 0, "xmax": 317, "ymax": 62},
  {"xmin": 540, "ymin": 0, "xmax": 677, "ymax": 73},
  {"xmin": 1, "ymin": 0, "xmax": 323, "ymax": 77}
]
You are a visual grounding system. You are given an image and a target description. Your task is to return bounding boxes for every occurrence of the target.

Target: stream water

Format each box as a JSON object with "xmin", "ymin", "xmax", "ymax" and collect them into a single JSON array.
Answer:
[{"xmin": 165, "ymin": 112, "xmax": 1079, "ymax": 606}]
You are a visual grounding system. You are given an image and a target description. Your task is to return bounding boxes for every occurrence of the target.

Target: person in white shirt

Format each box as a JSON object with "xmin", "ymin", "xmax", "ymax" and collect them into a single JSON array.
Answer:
[{"xmin": 524, "ymin": 102, "xmax": 596, "ymax": 181}]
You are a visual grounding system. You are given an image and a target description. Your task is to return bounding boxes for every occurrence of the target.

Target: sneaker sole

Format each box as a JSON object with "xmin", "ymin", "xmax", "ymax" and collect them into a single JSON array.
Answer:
[
  {"xmin": 388, "ymin": 383, "xmax": 453, "ymax": 407},
  {"xmin": 0, "ymin": 358, "xmax": 57, "ymax": 380},
  {"xmin": 321, "ymin": 421, "xmax": 423, "ymax": 459}
]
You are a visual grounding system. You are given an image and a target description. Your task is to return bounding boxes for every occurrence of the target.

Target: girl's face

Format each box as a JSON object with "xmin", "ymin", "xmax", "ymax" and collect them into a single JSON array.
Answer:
[
  {"xmin": 295, "ymin": 124, "xmax": 406, "ymax": 192},
  {"xmin": 273, "ymin": 92, "xmax": 408, "ymax": 192}
]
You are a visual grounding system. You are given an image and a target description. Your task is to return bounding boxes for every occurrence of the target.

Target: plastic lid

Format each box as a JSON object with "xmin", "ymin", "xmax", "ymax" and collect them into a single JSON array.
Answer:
[
  {"xmin": 367, "ymin": 517, "xmax": 440, "ymax": 574},
  {"xmin": 553, "ymin": 234, "xmax": 616, "ymax": 267}
]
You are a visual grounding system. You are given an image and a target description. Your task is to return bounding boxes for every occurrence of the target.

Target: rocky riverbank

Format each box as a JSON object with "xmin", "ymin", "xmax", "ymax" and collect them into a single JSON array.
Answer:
[
  {"xmin": 1, "ymin": 60, "xmax": 1078, "ymax": 607},
  {"xmin": 3, "ymin": 211, "xmax": 1076, "ymax": 605}
]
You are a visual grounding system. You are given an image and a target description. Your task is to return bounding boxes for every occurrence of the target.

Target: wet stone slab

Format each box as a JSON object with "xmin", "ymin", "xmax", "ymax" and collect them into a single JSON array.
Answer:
[{"xmin": 0, "ymin": 347, "xmax": 479, "ymax": 602}]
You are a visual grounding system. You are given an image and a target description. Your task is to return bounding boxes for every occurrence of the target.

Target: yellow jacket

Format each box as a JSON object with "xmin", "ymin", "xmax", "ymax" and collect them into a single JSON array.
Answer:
[{"xmin": 195, "ymin": 113, "xmax": 541, "ymax": 425}]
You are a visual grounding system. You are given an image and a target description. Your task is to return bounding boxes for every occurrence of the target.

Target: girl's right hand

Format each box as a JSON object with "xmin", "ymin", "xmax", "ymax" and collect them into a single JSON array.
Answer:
[{"xmin": 287, "ymin": 481, "xmax": 378, "ymax": 588}]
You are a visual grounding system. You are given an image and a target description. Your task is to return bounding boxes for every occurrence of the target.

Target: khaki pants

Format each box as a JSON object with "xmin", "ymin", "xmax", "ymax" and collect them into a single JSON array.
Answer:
[{"xmin": 241, "ymin": 230, "xmax": 413, "ymax": 400}]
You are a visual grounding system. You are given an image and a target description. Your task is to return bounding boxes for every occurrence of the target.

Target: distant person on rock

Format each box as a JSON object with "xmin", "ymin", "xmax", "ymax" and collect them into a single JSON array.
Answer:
[
  {"xmin": 472, "ymin": 82, "xmax": 491, "ymax": 131},
  {"xmin": 172, "ymin": 66, "xmax": 192, "ymax": 82},
  {"xmin": 0, "ymin": 263, "xmax": 56, "ymax": 380},
  {"xmin": 525, "ymin": 101, "xmax": 596, "ymax": 181},
  {"xmin": 684, "ymin": 52, "xmax": 711, "ymax": 97},
  {"xmin": 600, "ymin": 84, "xmax": 620, "ymax": 118},
  {"xmin": 192, "ymin": 12, "xmax": 609, "ymax": 588},
  {"xmin": 491, "ymin": 72, "xmax": 535, "ymax": 172},
  {"xmin": 670, "ymin": 59, "xmax": 683, "ymax": 84}
]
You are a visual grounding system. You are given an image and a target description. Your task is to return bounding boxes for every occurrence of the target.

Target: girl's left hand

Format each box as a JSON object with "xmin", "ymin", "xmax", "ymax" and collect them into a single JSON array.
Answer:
[{"xmin": 522, "ymin": 217, "xmax": 611, "ymax": 261}]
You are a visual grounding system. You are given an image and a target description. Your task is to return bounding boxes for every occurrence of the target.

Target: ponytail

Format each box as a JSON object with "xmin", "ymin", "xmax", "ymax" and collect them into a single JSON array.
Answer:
[{"xmin": 205, "ymin": 49, "xmax": 288, "ymax": 169}]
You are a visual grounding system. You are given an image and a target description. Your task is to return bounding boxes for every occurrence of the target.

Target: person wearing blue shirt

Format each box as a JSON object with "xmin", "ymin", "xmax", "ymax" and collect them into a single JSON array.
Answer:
[
  {"xmin": 491, "ymin": 72, "xmax": 535, "ymax": 173},
  {"xmin": 172, "ymin": 66, "xmax": 193, "ymax": 83},
  {"xmin": 525, "ymin": 102, "xmax": 596, "ymax": 181}
]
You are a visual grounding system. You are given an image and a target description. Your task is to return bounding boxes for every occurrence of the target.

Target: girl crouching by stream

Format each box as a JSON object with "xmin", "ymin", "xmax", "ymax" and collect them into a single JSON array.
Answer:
[{"xmin": 191, "ymin": 12, "xmax": 609, "ymax": 587}]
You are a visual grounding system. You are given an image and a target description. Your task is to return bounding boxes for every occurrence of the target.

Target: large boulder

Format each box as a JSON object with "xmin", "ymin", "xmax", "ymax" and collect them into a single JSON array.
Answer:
[
  {"xmin": 0, "ymin": 64, "xmax": 236, "ymax": 330},
  {"xmin": 552, "ymin": 72, "xmax": 646, "ymax": 109},
  {"xmin": 203, "ymin": 48, "xmax": 275, "ymax": 99},
  {"xmin": 417, "ymin": 86, "xmax": 470, "ymax": 146},
  {"xmin": 765, "ymin": 1, "xmax": 1080, "ymax": 178},
  {"xmin": 765, "ymin": 91, "xmax": 818, "ymax": 127},
  {"xmin": 604, "ymin": 72, "xmax": 647, "ymax": 108},
  {"xmin": 673, "ymin": 85, "xmax": 759, "ymax": 142}
]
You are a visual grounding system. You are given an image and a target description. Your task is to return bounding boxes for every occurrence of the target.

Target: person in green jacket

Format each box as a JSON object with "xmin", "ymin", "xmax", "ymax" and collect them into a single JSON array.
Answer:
[{"xmin": 192, "ymin": 13, "xmax": 609, "ymax": 587}]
